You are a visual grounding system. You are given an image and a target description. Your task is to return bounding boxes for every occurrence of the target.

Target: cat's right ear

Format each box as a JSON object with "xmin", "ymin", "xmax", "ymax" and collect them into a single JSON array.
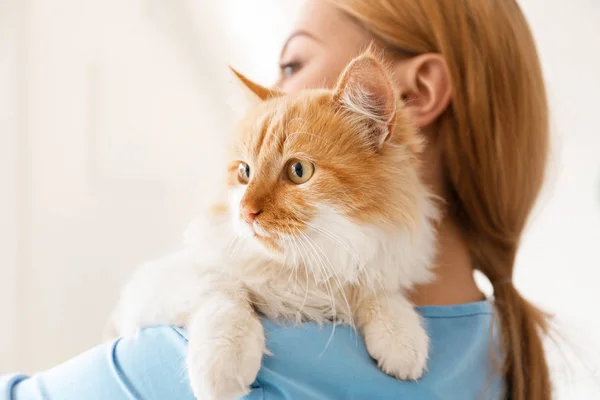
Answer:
[
  {"xmin": 333, "ymin": 53, "xmax": 397, "ymax": 151},
  {"xmin": 229, "ymin": 67, "xmax": 283, "ymax": 103}
]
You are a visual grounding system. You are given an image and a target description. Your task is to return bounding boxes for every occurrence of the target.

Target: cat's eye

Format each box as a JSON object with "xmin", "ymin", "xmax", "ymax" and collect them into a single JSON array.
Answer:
[
  {"xmin": 238, "ymin": 162, "xmax": 250, "ymax": 184},
  {"xmin": 286, "ymin": 159, "xmax": 314, "ymax": 184}
]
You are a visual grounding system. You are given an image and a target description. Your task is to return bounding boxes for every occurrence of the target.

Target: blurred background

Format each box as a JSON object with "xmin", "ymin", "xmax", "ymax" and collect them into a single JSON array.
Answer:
[{"xmin": 0, "ymin": 0, "xmax": 599, "ymax": 398}]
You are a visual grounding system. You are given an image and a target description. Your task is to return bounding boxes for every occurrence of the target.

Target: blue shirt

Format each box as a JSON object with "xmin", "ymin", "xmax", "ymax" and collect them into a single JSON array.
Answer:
[{"xmin": 2, "ymin": 301, "xmax": 503, "ymax": 400}]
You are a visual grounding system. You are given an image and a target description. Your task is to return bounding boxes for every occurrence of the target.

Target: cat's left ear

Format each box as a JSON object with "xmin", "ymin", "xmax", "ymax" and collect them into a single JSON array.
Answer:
[
  {"xmin": 229, "ymin": 67, "xmax": 283, "ymax": 102},
  {"xmin": 333, "ymin": 54, "xmax": 397, "ymax": 151}
]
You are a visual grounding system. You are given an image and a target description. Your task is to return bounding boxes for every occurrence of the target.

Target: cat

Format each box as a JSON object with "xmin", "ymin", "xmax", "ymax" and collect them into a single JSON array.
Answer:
[{"xmin": 110, "ymin": 51, "xmax": 439, "ymax": 400}]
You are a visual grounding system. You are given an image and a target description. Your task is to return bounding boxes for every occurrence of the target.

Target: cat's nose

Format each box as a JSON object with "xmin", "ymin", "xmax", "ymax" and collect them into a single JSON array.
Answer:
[{"xmin": 241, "ymin": 205, "xmax": 263, "ymax": 224}]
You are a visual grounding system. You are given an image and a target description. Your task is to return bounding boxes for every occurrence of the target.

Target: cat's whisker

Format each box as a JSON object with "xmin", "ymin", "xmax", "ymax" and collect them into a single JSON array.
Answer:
[
  {"xmin": 283, "ymin": 228, "xmax": 300, "ymax": 286},
  {"xmin": 302, "ymin": 234, "xmax": 332, "ymax": 284},
  {"xmin": 286, "ymin": 227, "xmax": 302, "ymax": 270},
  {"xmin": 292, "ymin": 234, "xmax": 302, "ymax": 286},
  {"xmin": 228, "ymin": 236, "xmax": 244, "ymax": 260},
  {"xmin": 306, "ymin": 222, "xmax": 370, "ymax": 273},
  {"xmin": 301, "ymin": 231, "xmax": 354, "ymax": 327},
  {"xmin": 293, "ymin": 227, "xmax": 324, "ymax": 281},
  {"xmin": 297, "ymin": 231, "xmax": 342, "ymax": 322},
  {"xmin": 308, "ymin": 227, "xmax": 366, "ymax": 320},
  {"xmin": 295, "ymin": 228, "xmax": 335, "ymax": 321},
  {"xmin": 283, "ymin": 245, "xmax": 296, "ymax": 284},
  {"xmin": 282, "ymin": 227, "xmax": 302, "ymax": 291},
  {"xmin": 318, "ymin": 319, "xmax": 338, "ymax": 358},
  {"xmin": 222, "ymin": 222, "xmax": 240, "ymax": 245},
  {"xmin": 302, "ymin": 220, "xmax": 375, "ymax": 293},
  {"xmin": 304, "ymin": 222, "xmax": 357, "ymax": 255},
  {"xmin": 300, "ymin": 221, "xmax": 359, "ymax": 267},
  {"xmin": 297, "ymin": 218, "xmax": 377, "ymax": 302},
  {"xmin": 225, "ymin": 235, "xmax": 237, "ymax": 253},
  {"xmin": 291, "ymin": 227, "xmax": 313, "ymax": 322}
]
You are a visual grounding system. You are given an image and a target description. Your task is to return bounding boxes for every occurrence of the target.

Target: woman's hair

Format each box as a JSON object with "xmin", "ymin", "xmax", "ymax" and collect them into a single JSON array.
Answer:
[{"xmin": 328, "ymin": 0, "xmax": 551, "ymax": 399}]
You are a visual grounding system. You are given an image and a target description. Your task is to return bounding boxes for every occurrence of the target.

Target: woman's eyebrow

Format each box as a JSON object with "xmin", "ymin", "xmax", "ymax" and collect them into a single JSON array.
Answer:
[{"xmin": 280, "ymin": 30, "xmax": 322, "ymax": 58}]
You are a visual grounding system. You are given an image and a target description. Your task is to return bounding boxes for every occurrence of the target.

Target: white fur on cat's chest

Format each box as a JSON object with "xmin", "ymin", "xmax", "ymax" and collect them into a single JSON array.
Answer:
[
  {"xmin": 245, "ymin": 269, "xmax": 358, "ymax": 325},
  {"xmin": 206, "ymin": 239, "xmax": 359, "ymax": 325}
]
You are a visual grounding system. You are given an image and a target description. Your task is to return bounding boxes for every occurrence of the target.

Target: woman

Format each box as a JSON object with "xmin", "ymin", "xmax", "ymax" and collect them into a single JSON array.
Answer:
[{"xmin": 1, "ymin": 1, "xmax": 550, "ymax": 399}]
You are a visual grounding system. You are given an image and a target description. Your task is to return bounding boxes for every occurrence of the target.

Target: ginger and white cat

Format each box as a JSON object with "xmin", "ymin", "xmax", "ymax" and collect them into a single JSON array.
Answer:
[{"xmin": 111, "ymin": 52, "xmax": 438, "ymax": 400}]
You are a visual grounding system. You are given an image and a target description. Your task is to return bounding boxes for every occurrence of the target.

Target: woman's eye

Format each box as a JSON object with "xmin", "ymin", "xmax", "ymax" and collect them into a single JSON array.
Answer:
[
  {"xmin": 279, "ymin": 62, "xmax": 302, "ymax": 79},
  {"xmin": 286, "ymin": 159, "xmax": 315, "ymax": 184},
  {"xmin": 238, "ymin": 162, "xmax": 250, "ymax": 184}
]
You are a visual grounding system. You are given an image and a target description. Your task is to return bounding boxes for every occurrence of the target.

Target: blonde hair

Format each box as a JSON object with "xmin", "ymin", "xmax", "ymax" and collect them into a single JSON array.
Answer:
[{"xmin": 327, "ymin": 0, "xmax": 551, "ymax": 399}]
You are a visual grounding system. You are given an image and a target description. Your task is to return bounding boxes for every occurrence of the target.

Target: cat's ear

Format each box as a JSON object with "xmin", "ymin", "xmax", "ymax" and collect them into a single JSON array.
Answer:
[
  {"xmin": 229, "ymin": 66, "xmax": 283, "ymax": 102},
  {"xmin": 333, "ymin": 54, "xmax": 397, "ymax": 151}
]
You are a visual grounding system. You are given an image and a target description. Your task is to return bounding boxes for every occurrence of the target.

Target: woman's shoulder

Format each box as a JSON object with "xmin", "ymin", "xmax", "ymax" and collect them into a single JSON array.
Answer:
[
  {"xmin": 122, "ymin": 301, "xmax": 502, "ymax": 400},
  {"xmin": 4, "ymin": 326, "xmax": 196, "ymax": 400},
  {"xmin": 252, "ymin": 300, "xmax": 503, "ymax": 400}
]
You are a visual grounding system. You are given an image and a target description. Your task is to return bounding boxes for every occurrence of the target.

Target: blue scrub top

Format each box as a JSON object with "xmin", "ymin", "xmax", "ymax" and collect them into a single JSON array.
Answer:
[{"xmin": 2, "ymin": 301, "xmax": 503, "ymax": 400}]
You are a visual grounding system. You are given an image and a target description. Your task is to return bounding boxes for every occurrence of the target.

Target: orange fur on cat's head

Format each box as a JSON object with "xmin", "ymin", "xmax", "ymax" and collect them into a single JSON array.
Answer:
[{"xmin": 226, "ymin": 52, "xmax": 433, "ymax": 270}]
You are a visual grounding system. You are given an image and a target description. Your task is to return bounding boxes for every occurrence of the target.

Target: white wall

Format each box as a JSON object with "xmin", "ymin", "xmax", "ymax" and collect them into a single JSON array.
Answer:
[
  {"xmin": 515, "ymin": 1, "xmax": 600, "ymax": 398},
  {"xmin": 0, "ymin": 0, "xmax": 599, "ymax": 397},
  {"xmin": 0, "ymin": 0, "xmax": 23, "ymax": 371}
]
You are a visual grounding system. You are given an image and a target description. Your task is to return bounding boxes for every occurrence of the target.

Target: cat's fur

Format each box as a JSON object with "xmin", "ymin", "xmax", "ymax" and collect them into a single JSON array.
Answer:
[{"xmin": 111, "ymin": 52, "xmax": 439, "ymax": 400}]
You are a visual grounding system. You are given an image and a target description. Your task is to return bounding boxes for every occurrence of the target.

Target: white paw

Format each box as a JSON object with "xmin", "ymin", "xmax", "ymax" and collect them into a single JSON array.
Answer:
[
  {"xmin": 111, "ymin": 302, "xmax": 188, "ymax": 337},
  {"xmin": 187, "ymin": 316, "xmax": 265, "ymax": 400},
  {"xmin": 363, "ymin": 318, "xmax": 429, "ymax": 380}
]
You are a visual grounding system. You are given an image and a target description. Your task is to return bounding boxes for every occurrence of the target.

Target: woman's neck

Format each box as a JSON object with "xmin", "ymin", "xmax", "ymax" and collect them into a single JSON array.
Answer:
[
  {"xmin": 409, "ymin": 129, "xmax": 484, "ymax": 306},
  {"xmin": 409, "ymin": 218, "xmax": 485, "ymax": 306}
]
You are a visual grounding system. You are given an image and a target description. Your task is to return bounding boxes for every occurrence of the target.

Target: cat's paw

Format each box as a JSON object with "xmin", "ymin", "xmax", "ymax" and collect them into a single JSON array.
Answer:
[
  {"xmin": 187, "ymin": 315, "xmax": 265, "ymax": 400},
  {"xmin": 363, "ymin": 318, "xmax": 429, "ymax": 380},
  {"xmin": 110, "ymin": 300, "xmax": 188, "ymax": 338}
]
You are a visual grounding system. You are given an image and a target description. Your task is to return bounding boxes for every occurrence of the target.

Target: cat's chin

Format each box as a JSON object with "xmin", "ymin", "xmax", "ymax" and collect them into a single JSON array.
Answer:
[
  {"xmin": 250, "ymin": 234, "xmax": 284, "ymax": 257},
  {"xmin": 231, "ymin": 217, "xmax": 282, "ymax": 255}
]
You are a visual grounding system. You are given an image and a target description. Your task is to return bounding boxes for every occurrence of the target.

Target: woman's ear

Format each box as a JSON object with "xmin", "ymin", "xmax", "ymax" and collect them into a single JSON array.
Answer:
[
  {"xmin": 229, "ymin": 67, "xmax": 283, "ymax": 102},
  {"xmin": 392, "ymin": 54, "xmax": 452, "ymax": 129}
]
